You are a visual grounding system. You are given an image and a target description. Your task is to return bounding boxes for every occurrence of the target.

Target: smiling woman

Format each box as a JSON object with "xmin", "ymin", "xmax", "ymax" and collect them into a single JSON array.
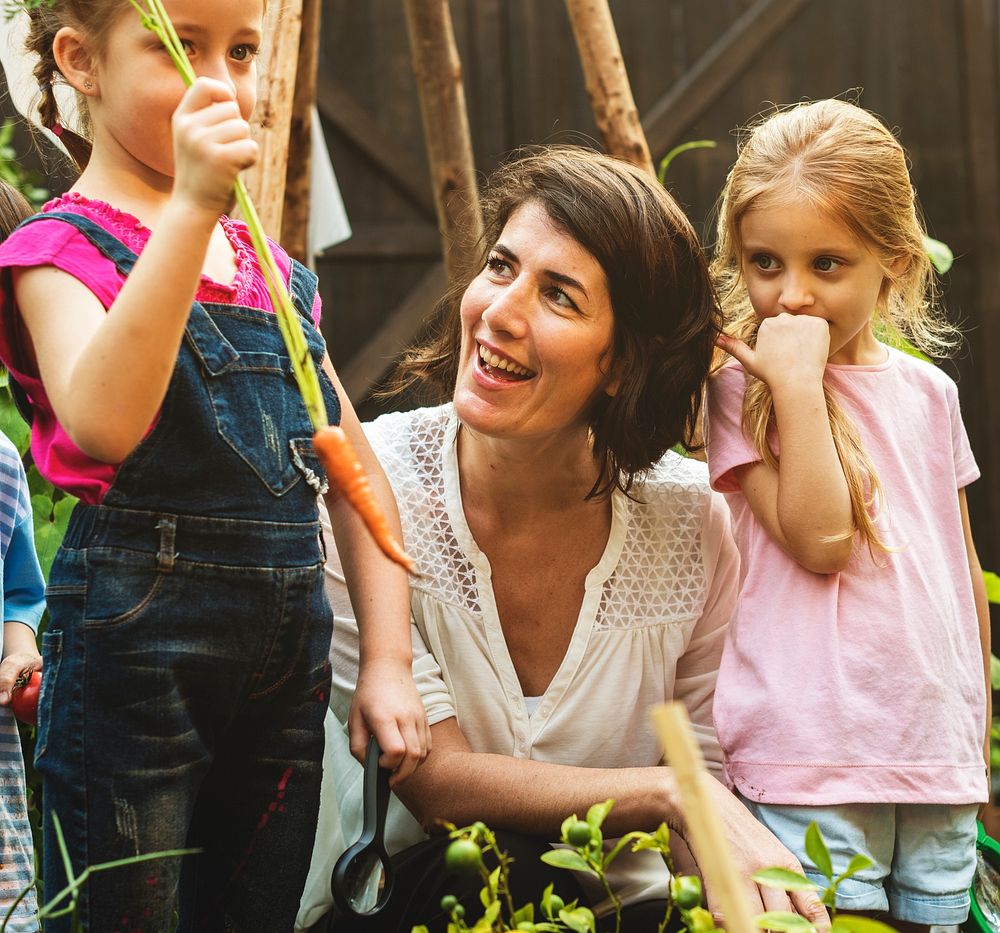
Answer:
[{"xmin": 298, "ymin": 147, "xmax": 831, "ymax": 932}]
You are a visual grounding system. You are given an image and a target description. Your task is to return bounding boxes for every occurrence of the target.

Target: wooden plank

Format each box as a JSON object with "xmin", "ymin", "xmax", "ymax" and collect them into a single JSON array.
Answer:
[
  {"xmin": 314, "ymin": 73, "xmax": 438, "ymax": 221},
  {"xmin": 641, "ymin": 0, "xmax": 811, "ymax": 159},
  {"xmin": 281, "ymin": 0, "xmax": 322, "ymax": 263},
  {"xmin": 959, "ymin": 0, "xmax": 1000, "ymax": 566},
  {"xmin": 565, "ymin": 0, "xmax": 653, "ymax": 173},
  {"xmin": 403, "ymin": 0, "xmax": 484, "ymax": 286},
  {"xmin": 651, "ymin": 704, "xmax": 756, "ymax": 933},
  {"xmin": 243, "ymin": 0, "xmax": 303, "ymax": 237},
  {"xmin": 322, "ymin": 223, "xmax": 442, "ymax": 260},
  {"xmin": 340, "ymin": 261, "xmax": 448, "ymax": 401}
]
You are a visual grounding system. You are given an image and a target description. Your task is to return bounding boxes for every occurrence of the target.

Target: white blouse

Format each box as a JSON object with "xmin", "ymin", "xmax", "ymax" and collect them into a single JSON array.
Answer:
[{"xmin": 297, "ymin": 405, "xmax": 739, "ymax": 930}]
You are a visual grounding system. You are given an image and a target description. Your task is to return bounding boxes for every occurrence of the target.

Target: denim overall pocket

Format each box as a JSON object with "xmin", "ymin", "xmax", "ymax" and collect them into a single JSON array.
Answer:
[{"xmin": 185, "ymin": 306, "xmax": 317, "ymax": 497}]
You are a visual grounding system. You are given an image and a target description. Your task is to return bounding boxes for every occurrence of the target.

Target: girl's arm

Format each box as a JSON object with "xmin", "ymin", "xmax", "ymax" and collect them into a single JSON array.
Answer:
[
  {"xmin": 319, "ymin": 356, "xmax": 430, "ymax": 784},
  {"xmin": 717, "ymin": 316, "xmax": 854, "ymax": 573},
  {"xmin": 960, "ymin": 489, "xmax": 992, "ymax": 787},
  {"xmin": 13, "ymin": 78, "xmax": 257, "ymax": 464},
  {"xmin": 395, "ymin": 717, "xmax": 829, "ymax": 929}
]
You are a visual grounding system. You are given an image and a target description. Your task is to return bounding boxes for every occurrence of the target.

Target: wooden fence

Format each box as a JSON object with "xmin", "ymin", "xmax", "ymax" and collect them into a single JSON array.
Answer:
[{"xmin": 314, "ymin": 0, "xmax": 1000, "ymax": 570}]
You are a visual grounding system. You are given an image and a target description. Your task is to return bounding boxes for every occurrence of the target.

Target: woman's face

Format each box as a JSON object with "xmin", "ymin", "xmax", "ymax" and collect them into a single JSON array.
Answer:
[{"xmin": 454, "ymin": 201, "xmax": 618, "ymax": 444}]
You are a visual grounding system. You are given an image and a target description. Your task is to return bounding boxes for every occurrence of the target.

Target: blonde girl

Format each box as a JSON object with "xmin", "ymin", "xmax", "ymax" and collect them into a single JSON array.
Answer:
[
  {"xmin": 706, "ymin": 99, "xmax": 990, "ymax": 928},
  {"xmin": 0, "ymin": 1, "xmax": 429, "ymax": 929}
]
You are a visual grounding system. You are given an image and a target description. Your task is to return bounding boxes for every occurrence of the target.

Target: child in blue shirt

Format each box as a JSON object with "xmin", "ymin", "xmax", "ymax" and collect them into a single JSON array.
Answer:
[{"xmin": 0, "ymin": 180, "xmax": 46, "ymax": 933}]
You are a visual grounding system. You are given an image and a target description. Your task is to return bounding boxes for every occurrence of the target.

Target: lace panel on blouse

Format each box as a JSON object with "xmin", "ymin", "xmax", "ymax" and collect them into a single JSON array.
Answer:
[{"xmin": 366, "ymin": 406, "xmax": 709, "ymax": 630}]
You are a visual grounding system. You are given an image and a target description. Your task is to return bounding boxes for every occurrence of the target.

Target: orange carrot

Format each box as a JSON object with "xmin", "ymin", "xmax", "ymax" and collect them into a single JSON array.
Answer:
[{"xmin": 313, "ymin": 425, "xmax": 415, "ymax": 574}]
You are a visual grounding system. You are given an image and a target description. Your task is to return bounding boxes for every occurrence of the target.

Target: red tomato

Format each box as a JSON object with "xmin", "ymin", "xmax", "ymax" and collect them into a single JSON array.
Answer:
[{"xmin": 11, "ymin": 671, "xmax": 41, "ymax": 726}]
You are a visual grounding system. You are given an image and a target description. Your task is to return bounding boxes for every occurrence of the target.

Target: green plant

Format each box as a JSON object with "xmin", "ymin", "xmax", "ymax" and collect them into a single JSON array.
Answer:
[
  {"xmin": 0, "ymin": 119, "xmax": 48, "ymax": 208},
  {"xmin": 752, "ymin": 821, "xmax": 895, "ymax": 933},
  {"xmin": 1, "ymin": 811, "xmax": 198, "ymax": 932},
  {"xmin": 412, "ymin": 800, "xmax": 714, "ymax": 933}
]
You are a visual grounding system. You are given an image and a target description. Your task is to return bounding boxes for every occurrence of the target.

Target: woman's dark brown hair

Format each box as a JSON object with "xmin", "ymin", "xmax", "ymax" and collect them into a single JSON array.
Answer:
[{"xmin": 393, "ymin": 145, "xmax": 721, "ymax": 498}]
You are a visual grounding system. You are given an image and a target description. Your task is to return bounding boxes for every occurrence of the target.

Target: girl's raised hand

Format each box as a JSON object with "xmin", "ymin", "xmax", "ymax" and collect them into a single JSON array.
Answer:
[
  {"xmin": 171, "ymin": 77, "xmax": 258, "ymax": 216},
  {"xmin": 716, "ymin": 312, "xmax": 830, "ymax": 389}
]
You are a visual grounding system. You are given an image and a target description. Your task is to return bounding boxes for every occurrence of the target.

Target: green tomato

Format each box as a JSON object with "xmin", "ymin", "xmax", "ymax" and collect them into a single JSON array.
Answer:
[
  {"xmin": 670, "ymin": 874, "xmax": 702, "ymax": 910},
  {"xmin": 566, "ymin": 820, "xmax": 593, "ymax": 847},
  {"xmin": 453, "ymin": 904, "xmax": 466, "ymax": 920},
  {"xmin": 545, "ymin": 894, "xmax": 565, "ymax": 916},
  {"xmin": 445, "ymin": 838, "xmax": 483, "ymax": 874},
  {"xmin": 685, "ymin": 906, "xmax": 716, "ymax": 932},
  {"xmin": 440, "ymin": 894, "xmax": 458, "ymax": 913}
]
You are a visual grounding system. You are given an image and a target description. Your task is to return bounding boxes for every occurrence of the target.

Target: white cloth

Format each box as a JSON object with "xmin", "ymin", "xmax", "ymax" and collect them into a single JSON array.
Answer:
[{"xmin": 297, "ymin": 404, "xmax": 739, "ymax": 930}]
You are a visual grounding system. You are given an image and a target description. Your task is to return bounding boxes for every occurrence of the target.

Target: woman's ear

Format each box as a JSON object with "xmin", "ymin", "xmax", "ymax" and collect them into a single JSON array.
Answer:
[{"xmin": 52, "ymin": 26, "xmax": 99, "ymax": 97}]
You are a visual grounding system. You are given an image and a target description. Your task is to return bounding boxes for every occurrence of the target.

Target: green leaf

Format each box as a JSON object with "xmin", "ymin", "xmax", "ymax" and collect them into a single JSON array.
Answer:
[
  {"xmin": 560, "ymin": 814, "xmax": 578, "ymax": 841},
  {"xmin": 513, "ymin": 902, "xmax": 535, "ymax": 924},
  {"xmin": 558, "ymin": 906, "xmax": 596, "ymax": 933},
  {"xmin": 804, "ymin": 822, "xmax": 833, "ymax": 880},
  {"xmin": 923, "ymin": 234, "xmax": 954, "ymax": 275},
  {"xmin": 585, "ymin": 799, "xmax": 614, "ymax": 829},
  {"xmin": 831, "ymin": 915, "xmax": 900, "ymax": 933},
  {"xmin": 752, "ymin": 867, "xmax": 821, "ymax": 891},
  {"xmin": 0, "ymin": 387, "xmax": 31, "ymax": 456},
  {"xmin": 755, "ymin": 911, "xmax": 818, "ymax": 932},
  {"xmin": 539, "ymin": 849, "xmax": 593, "ymax": 873},
  {"xmin": 836, "ymin": 853, "xmax": 874, "ymax": 882},
  {"xmin": 410, "ymin": 927, "xmax": 430, "ymax": 933},
  {"xmin": 482, "ymin": 900, "xmax": 501, "ymax": 925},
  {"xmin": 985, "ymin": 573, "xmax": 1000, "ymax": 606}
]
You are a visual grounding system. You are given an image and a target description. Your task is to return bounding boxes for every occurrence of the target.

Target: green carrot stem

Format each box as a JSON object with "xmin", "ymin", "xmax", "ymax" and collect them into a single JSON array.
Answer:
[{"xmin": 130, "ymin": 0, "xmax": 327, "ymax": 431}]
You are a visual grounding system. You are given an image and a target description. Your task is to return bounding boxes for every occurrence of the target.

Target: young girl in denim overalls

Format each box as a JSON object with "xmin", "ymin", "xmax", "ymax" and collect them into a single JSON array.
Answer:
[{"xmin": 0, "ymin": 1, "xmax": 429, "ymax": 930}]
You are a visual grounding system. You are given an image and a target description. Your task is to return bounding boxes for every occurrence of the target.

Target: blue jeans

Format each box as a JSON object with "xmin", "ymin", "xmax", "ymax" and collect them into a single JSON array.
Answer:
[{"xmin": 37, "ymin": 509, "xmax": 333, "ymax": 931}]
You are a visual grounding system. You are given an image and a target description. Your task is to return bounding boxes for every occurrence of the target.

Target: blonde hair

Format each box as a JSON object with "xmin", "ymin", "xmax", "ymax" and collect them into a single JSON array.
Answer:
[{"xmin": 711, "ymin": 99, "xmax": 960, "ymax": 554}]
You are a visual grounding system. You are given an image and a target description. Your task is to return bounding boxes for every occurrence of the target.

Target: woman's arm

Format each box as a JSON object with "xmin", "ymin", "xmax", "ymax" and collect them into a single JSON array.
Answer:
[
  {"xmin": 320, "ymin": 357, "xmax": 430, "ymax": 783},
  {"xmin": 717, "ymin": 318, "xmax": 853, "ymax": 574},
  {"xmin": 13, "ymin": 79, "xmax": 256, "ymax": 463},
  {"xmin": 396, "ymin": 717, "xmax": 829, "ymax": 929}
]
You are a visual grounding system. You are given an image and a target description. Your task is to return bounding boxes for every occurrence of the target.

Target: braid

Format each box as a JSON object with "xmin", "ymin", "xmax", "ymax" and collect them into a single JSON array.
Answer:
[{"xmin": 23, "ymin": 3, "xmax": 105, "ymax": 170}]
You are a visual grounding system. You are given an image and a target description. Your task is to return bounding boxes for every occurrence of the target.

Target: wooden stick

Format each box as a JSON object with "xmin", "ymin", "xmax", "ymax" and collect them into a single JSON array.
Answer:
[
  {"xmin": 242, "ymin": 0, "xmax": 304, "ymax": 237},
  {"xmin": 564, "ymin": 0, "xmax": 654, "ymax": 175},
  {"xmin": 402, "ymin": 0, "xmax": 484, "ymax": 286},
  {"xmin": 281, "ymin": 0, "xmax": 322, "ymax": 264},
  {"xmin": 651, "ymin": 702, "xmax": 756, "ymax": 933}
]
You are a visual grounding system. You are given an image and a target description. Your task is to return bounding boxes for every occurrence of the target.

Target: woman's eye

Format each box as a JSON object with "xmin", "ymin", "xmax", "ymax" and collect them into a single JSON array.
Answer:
[
  {"xmin": 751, "ymin": 253, "xmax": 777, "ymax": 271},
  {"xmin": 486, "ymin": 255, "xmax": 511, "ymax": 276},
  {"xmin": 814, "ymin": 256, "xmax": 842, "ymax": 272},
  {"xmin": 547, "ymin": 287, "xmax": 576, "ymax": 310},
  {"xmin": 179, "ymin": 38, "xmax": 195, "ymax": 56},
  {"xmin": 231, "ymin": 44, "xmax": 259, "ymax": 62}
]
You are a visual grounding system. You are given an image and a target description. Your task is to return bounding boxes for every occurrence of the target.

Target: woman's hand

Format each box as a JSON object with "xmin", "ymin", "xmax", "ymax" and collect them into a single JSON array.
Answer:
[
  {"xmin": 349, "ymin": 656, "xmax": 431, "ymax": 787},
  {"xmin": 692, "ymin": 777, "xmax": 831, "ymax": 931},
  {"xmin": 717, "ymin": 313, "xmax": 830, "ymax": 390},
  {"xmin": 171, "ymin": 77, "xmax": 258, "ymax": 216},
  {"xmin": 0, "ymin": 650, "xmax": 42, "ymax": 706}
]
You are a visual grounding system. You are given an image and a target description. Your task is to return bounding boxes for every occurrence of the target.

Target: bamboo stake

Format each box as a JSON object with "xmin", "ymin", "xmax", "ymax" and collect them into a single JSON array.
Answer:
[
  {"xmin": 651, "ymin": 702, "xmax": 756, "ymax": 933},
  {"xmin": 242, "ymin": 0, "xmax": 305, "ymax": 237},
  {"xmin": 402, "ymin": 0, "xmax": 484, "ymax": 286},
  {"xmin": 281, "ymin": 0, "xmax": 322, "ymax": 264},
  {"xmin": 564, "ymin": 0, "xmax": 654, "ymax": 175}
]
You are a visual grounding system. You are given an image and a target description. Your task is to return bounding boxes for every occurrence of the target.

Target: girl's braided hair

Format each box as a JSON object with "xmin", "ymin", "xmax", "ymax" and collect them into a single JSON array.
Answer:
[{"xmin": 24, "ymin": 0, "xmax": 127, "ymax": 169}]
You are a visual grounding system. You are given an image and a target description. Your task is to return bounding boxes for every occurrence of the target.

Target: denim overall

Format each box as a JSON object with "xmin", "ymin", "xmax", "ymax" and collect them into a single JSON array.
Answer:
[{"xmin": 23, "ymin": 213, "xmax": 340, "ymax": 932}]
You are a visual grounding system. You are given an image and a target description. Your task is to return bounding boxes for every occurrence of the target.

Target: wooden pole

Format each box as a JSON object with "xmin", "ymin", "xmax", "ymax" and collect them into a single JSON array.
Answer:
[
  {"xmin": 651, "ymin": 703, "xmax": 756, "ymax": 933},
  {"xmin": 243, "ymin": 0, "xmax": 304, "ymax": 238},
  {"xmin": 281, "ymin": 0, "xmax": 322, "ymax": 264},
  {"xmin": 403, "ymin": 0, "xmax": 484, "ymax": 286},
  {"xmin": 565, "ymin": 0, "xmax": 654, "ymax": 175}
]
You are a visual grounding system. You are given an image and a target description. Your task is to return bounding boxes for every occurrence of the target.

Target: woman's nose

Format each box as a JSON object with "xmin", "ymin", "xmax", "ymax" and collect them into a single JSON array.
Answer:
[{"xmin": 481, "ymin": 280, "xmax": 530, "ymax": 337}]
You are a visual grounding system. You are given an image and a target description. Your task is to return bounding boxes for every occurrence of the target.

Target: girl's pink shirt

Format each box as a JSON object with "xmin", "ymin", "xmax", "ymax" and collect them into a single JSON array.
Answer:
[
  {"xmin": 706, "ymin": 348, "xmax": 986, "ymax": 806},
  {"xmin": 0, "ymin": 192, "xmax": 323, "ymax": 504}
]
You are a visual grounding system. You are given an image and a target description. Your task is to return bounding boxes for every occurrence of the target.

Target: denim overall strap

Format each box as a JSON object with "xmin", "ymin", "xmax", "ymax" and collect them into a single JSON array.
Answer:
[{"xmin": 19, "ymin": 210, "xmax": 340, "ymax": 522}]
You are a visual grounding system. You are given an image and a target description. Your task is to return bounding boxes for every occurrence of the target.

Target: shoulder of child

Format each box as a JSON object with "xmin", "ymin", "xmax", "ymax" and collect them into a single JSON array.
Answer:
[{"xmin": 887, "ymin": 344, "xmax": 958, "ymax": 394}]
